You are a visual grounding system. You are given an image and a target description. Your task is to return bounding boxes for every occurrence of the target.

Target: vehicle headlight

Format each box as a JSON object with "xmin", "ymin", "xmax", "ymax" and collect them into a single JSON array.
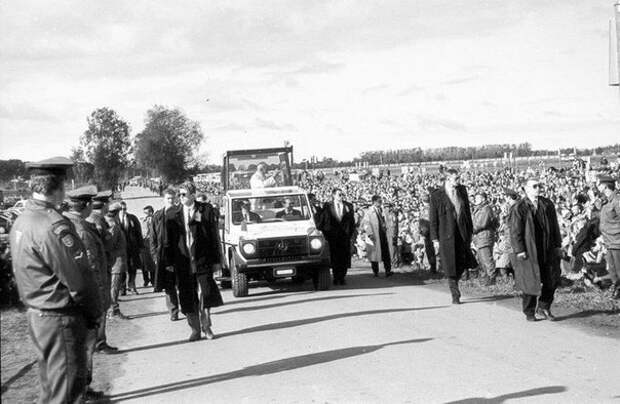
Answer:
[
  {"xmin": 310, "ymin": 238, "xmax": 323, "ymax": 250},
  {"xmin": 242, "ymin": 242, "xmax": 256, "ymax": 255}
]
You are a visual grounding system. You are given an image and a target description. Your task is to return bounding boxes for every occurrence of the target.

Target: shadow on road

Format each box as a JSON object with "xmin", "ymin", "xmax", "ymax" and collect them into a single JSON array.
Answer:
[
  {"xmin": 460, "ymin": 295, "xmax": 516, "ymax": 304},
  {"xmin": 216, "ymin": 292, "xmax": 394, "ymax": 315},
  {"xmin": 554, "ymin": 309, "xmax": 620, "ymax": 322},
  {"xmin": 117, "ymin": 306, "xmax": 446, "ymax": 354},
  {"xmin": 1, "ymin": 360, "xmax": 37, "ymax": 395},
  {"xmin": 127, "ymin": 311, "xmax": 170, "ymax": 320},
  {"xmin": 444, "ymin": 385, "xmax": 567, "ymax": 403},
  {"xmin": 119, "ymin": 294, "xmax": 164, "ymax": 303},
  {"xmin": 101, "ymin": 338, "xmax": 433, "ymax": 402}
]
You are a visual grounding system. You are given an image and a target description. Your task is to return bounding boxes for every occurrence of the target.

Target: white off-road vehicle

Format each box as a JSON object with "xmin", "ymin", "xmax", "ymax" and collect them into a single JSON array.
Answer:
[{"xmin": 217, "ymin": 147, "xmax": 331, "ymax": 297}]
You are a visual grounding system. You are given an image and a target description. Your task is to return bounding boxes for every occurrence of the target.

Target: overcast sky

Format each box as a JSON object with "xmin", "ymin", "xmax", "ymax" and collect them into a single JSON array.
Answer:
[{"xmin": 1, "ymin": 0, "xmax": 619, "ymax": 164}]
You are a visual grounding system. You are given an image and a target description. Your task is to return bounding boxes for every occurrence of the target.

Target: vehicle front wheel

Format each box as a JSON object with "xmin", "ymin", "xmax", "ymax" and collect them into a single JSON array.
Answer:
[
  {"xmin": 231, "ymin": 255, "xmax": 248, "ymax": 297},
  {"xmin": 316, "ymin": 267, "xmax": 331, "ymax": 291}
]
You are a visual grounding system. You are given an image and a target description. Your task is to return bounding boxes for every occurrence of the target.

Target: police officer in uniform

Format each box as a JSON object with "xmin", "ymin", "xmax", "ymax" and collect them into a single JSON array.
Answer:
[
  {"xmin": 9, "ymin": 157, "xmax": 103, "ymax": 404},
  {"xmin": 64, "ymin": 185, "xmax": 110, "ymax": 399},
  {"xmin": 86, "ymin": 190, "xmax": 118, "ymax": 352}
]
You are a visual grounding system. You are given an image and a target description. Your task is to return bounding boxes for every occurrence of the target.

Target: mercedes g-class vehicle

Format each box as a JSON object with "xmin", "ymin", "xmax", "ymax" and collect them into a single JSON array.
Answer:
[{"xmin": 217, "ymin": 147, "xmax": 331, "ymax": 297}]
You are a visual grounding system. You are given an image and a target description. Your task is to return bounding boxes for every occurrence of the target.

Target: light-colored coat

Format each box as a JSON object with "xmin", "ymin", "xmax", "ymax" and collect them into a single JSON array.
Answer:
[{"xmin": 362, "ymin": 206, "xmax": 394, "ymax": 262}]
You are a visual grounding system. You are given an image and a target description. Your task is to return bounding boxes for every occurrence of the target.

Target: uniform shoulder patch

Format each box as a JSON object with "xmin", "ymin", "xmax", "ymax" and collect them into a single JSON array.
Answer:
[
  {"xmin": 61, "ymin": 234, "xmax": 76, "ymax": 247},
  {"xmin": 52, "ymin": 222, "xmax": 71, "ymax": 235}
]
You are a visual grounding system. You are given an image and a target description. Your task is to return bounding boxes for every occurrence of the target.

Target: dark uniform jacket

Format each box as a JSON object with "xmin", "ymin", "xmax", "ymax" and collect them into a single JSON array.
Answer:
[
  {"xmin": 509, "ymin": 196, "xmax": 561, "ymax": 295},
  {"xmin": 107, "ymin": 219, "xmax": 128, "ymax": 275},
  {"xmin": 429, "ymin": 185, "xmax": 477, "ymax": 277},
  {"xmin": 64, "ymin": 211, "xmax": 110, "ymax": 309},
  {"xmin": 9, "ymin": 199, "xmax": 102, "ymax": 322}
]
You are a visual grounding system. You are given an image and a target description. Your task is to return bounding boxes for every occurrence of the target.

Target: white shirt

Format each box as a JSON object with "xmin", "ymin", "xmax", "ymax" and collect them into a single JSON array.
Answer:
[
  {"xmin": 182, "ymin": 202, "xmax": 195, "ymax": 251},
  {"xmin": 250, "ymin": 171, "xmax": 277, "ymax": 189}
]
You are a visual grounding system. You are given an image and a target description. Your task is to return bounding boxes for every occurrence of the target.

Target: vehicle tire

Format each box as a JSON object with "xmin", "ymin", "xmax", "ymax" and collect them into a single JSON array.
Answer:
[
  {"xmin": 231, "ymin": 255, "xmax": 248, "ymax": 297},
  {"xmin": 317, "ymin": 267, "xmax": 330, "ymax": 290}
]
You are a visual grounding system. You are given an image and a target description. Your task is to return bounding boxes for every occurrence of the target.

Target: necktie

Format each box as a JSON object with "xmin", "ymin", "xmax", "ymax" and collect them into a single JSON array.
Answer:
[
  {"xmin": 337, "ymin": 203, "xmax": 342, "ymax": 220},
  {"xmin": 450, "ymin": 188, "xmax": 462, "ymax": 217},
  {"xmin": 185, "ymin": 207, "xmax": 192, "ymax": 251}
]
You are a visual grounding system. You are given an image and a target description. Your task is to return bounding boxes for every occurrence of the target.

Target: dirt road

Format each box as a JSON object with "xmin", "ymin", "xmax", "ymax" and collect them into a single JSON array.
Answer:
[{"xmin": 88, "ymin": 187, "xmax": 620, "ymax": 403}]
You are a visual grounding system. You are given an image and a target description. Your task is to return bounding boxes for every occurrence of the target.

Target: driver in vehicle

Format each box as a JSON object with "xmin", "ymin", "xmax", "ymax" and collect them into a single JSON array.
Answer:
[
  {"xmin": 276, "ymin": 198, "xmax": 302, "ymax": 220},
  {"xmin": 233, "ymin": 200, "xmax": 261, "ymax": 223}
]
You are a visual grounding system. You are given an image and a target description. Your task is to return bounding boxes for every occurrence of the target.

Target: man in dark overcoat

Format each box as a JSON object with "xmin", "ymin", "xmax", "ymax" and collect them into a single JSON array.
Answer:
[
  {"xmin": 429, "ymin": 168, "xmax": 476, "ymax": 304},
  {"xmin": 177, "ymin": 181, "xmax": 224, "ymax": 340},
  {"xmin": 510, "ymin": 178, "xmax": 562, "ymax": 321},
  {"xmin": 319, "ymin": 188, "xmax": 356, "ymax": 285},
  {"xmin": 151, "ymin": 188, "xmax": 201, "ymax": 341},
  {"xmin": 119, "ymin": 201, "xmax": 144, "ymax": 294}
]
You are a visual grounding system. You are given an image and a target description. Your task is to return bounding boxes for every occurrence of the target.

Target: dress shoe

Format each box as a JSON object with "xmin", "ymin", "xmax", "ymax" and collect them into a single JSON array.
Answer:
[
  {"xmin": 108, "ymin": 311, "xmax": 128, "ymax": 320},
  {"xmin": 204, "ymin": 327, "xmax": 216, "ymax": 340},
  {"xmin": 85, "ymin": 388, "xmax": 105, "ymax": 400},
  {"xmin": 96, "ymin": 342, "xmax": 119, "ymax": 354},
  {"xmin": 526, "ymin": 315, "xmax": 537, "ymax": 322},
  {"xmin": 373, "ymin": 273, "xmax": 379, "ymax": 278},
  {"xmin": 170, "ymin": 313, "xmax": 179, "ymax": 322},
  {"xmin": 120, "ymin": 290, "xmax": 127, "ymax": 296},
  {"xmin": 131, "ymin": 288, "xmax": 139, "ymax": 295},
  {"xmin": 340, "ymin": 279, "xmax": 347, "ymax": 285},
  {"xmin": 451, "ymin": 297, "xmax": 461, "ymax": 305},
  {"xmin": 536, "ymin": 308, "xmax": 557, "ymax": 321},
  {"xmin": 385, "ymin": 271, "xmax": 393, "ymax": 278}
]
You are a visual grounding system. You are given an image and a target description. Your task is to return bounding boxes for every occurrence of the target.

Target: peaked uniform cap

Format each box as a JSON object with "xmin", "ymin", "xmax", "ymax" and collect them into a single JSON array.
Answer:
[
  {"xmin": 66, "ymin": 185, "xmax": 98, "ymax": 201},
  {"xmin": 26, "ymin": 157, "xmax": 73, "ymax": 176},
  {"xmin": 93, "ymin": 190, "xmax": 113, "ymax": 202}
]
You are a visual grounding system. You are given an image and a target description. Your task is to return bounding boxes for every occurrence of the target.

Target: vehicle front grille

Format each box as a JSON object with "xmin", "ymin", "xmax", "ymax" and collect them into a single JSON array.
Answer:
[{"xmin": 256, "ymin": 236, "xmax": 308, "ymax": 258}]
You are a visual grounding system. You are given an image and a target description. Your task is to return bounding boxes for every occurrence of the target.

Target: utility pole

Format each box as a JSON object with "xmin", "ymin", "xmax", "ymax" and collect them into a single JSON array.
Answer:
[{"xmin": 610, "ymin": 2, "xmax": 620, "ymax": 89}]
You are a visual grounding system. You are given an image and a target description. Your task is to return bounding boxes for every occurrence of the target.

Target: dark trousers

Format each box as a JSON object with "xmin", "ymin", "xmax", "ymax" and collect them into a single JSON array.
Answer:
[
  {"xmin": 423, "ymin": 236, "xmax": 436, "ymax": 271},
  {"xmin": 522, "ymin": 262, "xmax": 556, "ymax": 316},
  {"xmin": 141, "ymin": 244, "xmax": 156, "ymax": 285},
  {"xmin": 448, "ymin": 276, "xmax": 461, "ymax": 301},
  {"xmin": 371, "ymin": 260, "xmax": 392, "ymax": 275},
  {"xmin": 165, "ymin": 267, "xmax": 198, "ymax": 316},
  {"xmin": 27, "ymin": 309, "xmax": 88, "ymax": 404},
  {"xmin": 123, "ymin": 252, "xmax": 142, "ymax": 290}
]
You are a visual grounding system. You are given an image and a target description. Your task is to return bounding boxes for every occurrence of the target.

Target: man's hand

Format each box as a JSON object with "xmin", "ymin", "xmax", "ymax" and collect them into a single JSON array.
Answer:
[
  {"xmin": 367, "ymin": 234, "xmax": 375, "ymax": 241},
  {"xmin": 165, "ymin": 265, "xmax": 174, "ymax": 273},
  {"xmin": 432, "ymin": 240, "xmax": 440, "ymax": 252},
  {"xmin": 517, "ymin": 252, "xmax": 528, "ymax": 260}
]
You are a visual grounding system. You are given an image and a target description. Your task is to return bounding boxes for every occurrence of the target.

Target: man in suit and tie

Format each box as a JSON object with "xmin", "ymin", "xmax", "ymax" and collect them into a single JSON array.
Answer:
[
  {"xmin": 319, "ymin": 188, "xmax": 356, "ymax": 285},
  {"xmin": 151, "ymin": 188, "xmax": 202, "ymax": 341},
  {"xmin": 363, "ymin": 195, "xmax": 393, "ymax": 277},
  {"xmin": 178, "ymin": 182, "xmax": 224, "ymax": 340},
  {"xmin": 430, "ymin": 168, "xmax": 477, "ymax": 304},
  {"xmin": 119, "ymin": 201, "xmax": 144, "ymax": 294},
  {"xmin": 233, "ymin": 200, "xmax": 261, "ymax": 224}
]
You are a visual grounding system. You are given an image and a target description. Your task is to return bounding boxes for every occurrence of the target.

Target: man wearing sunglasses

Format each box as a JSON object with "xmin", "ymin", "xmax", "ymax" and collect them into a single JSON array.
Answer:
[{"xmin": 510, "ymin": 178, "xmax": 562, "ymax": 321}]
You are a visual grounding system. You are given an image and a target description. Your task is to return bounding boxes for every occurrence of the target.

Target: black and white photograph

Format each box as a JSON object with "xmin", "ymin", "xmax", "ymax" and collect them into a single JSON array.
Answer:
[{"xmin": 1, "ymin": 1, "xmax": 619, "ymax": 403}]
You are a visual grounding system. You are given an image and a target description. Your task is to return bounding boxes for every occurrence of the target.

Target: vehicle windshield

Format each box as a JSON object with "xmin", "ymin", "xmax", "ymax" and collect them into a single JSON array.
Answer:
[
  {"xmin": 231, "ymin": 194, "xmax": 310, "ymax": 225},
  {"xmin": 223, "ymin": 148, "xmax": 292, "ymax": 191}
]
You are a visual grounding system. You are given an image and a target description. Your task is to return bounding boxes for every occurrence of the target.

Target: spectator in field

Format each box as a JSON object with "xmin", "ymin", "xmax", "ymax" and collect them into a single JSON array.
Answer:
[
  {"xmin": 510, "ymin": 178, "xmax": 562, "ymax": 321},
  {"xmin": 597, "ymin": 175, "xmax": 620, "ymax": 299},
  {"xmin": 430, "ymin": 168, "xmax": 476, "ymax": 304},
  {"xmin": 472, "ymin": 191, "xmax": 499, "ymax": 285},
  {"xmin": 363, "ymin": 195, "xmax": 393, "ymax": 278}
]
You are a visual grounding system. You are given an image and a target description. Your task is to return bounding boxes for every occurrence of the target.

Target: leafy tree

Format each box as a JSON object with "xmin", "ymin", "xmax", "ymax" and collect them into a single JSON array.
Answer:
[
  {"xmin": 134, "ymin": 105, "xmax": 204, "ymax": 183},
  {"xmin": 0, "ymin": 159, "xmax": 26, "ymax": 182},
  {"xmin": 77, "ymin": 107, "xmax": 131, "ymax": 189},
  {"xmin": 69, "ymin": 147, "xmax": 95, "ymax": 187}
]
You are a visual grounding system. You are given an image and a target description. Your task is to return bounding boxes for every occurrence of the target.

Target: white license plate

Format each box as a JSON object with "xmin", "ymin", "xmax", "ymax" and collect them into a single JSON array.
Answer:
[{"xmin": 275, "ymin": 268, "xmax": 295, "ymax": 276}]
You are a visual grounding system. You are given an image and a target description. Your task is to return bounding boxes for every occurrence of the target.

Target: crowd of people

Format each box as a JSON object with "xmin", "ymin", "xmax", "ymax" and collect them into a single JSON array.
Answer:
[{"xmin": 6, "ymin": 154, "xmax": 620, "ymax": 403}]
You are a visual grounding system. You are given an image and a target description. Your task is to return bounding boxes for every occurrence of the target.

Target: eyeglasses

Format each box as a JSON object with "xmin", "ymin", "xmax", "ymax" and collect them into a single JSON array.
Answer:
[
  {"xmin": 179, "ymin": 192, "xmax": 187, "ymax": 196},
  {"xmin": 531, "ymin": 184, "xmax": 541, "ymax": 189}
]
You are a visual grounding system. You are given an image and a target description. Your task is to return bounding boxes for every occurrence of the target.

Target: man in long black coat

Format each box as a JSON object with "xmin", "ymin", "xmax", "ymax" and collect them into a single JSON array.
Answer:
[
  {"xmin": 510, "ymin": 178, "xmax": 562, "ymax": 321},
  {"xmin": 177, "ymin": 181, "xmax": 224, "ymax": 340},
  {"xmin": 319, "ymin": 188, "xmax": 356, "ymax": 285},
  {"xmin": 119, "ymin": 201, "xmax": 144, "ymax": 294},
  {"xmin": 430, "ymin": 168, "xmax": 477, "ymax": 304},
  {"xmin": 151, "ymin": 188, "xmax": 201, "ymax": 341}
]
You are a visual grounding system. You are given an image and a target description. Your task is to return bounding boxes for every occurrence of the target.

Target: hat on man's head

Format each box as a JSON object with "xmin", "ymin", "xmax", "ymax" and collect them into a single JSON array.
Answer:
[
  {"xmin": 93, "ymin": 190, "xmax": 113, "ymax": 202},
  {"xmin": 26, "ymin": 157, "xmax": 73, "ymax": 176},
  {"xmin": 66, "ymin": 185, "xmax": 98, "ymax": 202},
  {"xmin": 108, "ymin": 202, "xmax": 122, "ymax": 214}
]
